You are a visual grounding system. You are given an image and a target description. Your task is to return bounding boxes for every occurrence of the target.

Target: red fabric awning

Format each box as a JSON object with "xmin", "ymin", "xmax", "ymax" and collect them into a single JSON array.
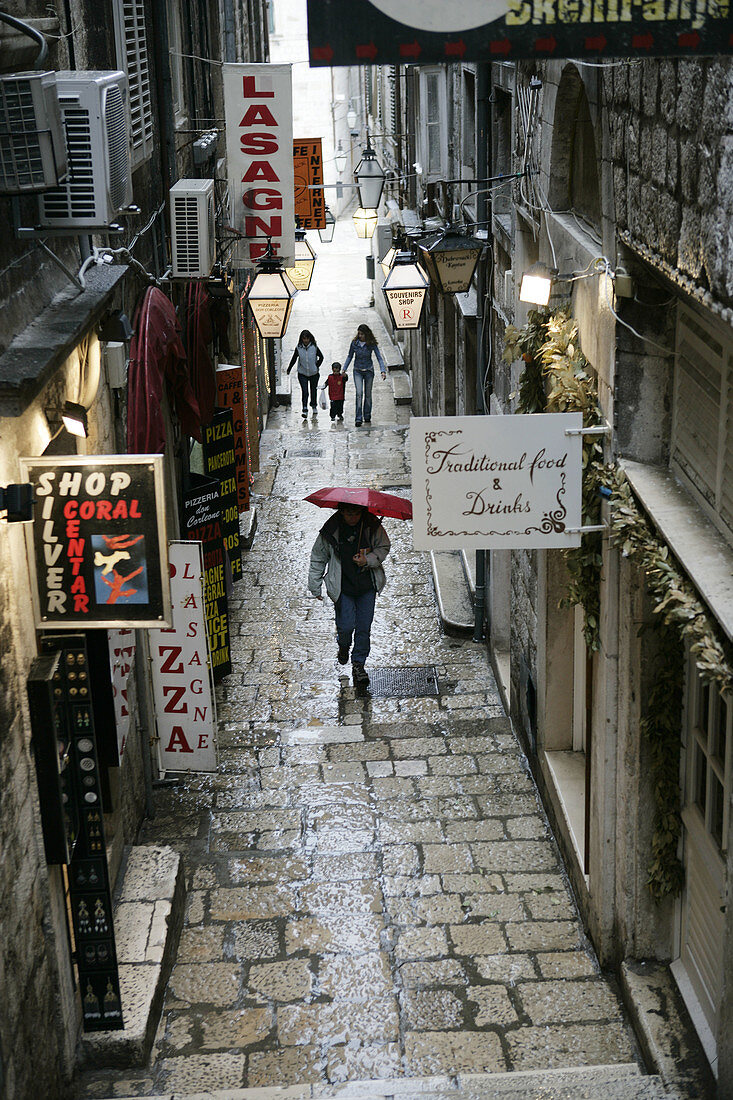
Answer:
[{"xmin": 127, "ymin": 287, "xmax": 202, "ymax": 453}]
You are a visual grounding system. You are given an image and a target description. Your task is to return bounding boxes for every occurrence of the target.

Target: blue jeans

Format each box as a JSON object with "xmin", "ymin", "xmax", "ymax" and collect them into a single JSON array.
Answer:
[
  {"xmin": 335, "ymin": 589, "xmax": 377, "ymax": 666},
  {"xmin": 352, "ymin": 369, "xmax": 374, "ymax": 422},
  {"xmin": 298, "ymin": 372, "xmax": 319, "ymax": 412}
]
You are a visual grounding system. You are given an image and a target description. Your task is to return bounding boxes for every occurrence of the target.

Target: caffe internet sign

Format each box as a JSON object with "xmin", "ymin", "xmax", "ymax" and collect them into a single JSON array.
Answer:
[{"xmin": 411, "ymin": 413, "xmax": 583, "ymax": 549}]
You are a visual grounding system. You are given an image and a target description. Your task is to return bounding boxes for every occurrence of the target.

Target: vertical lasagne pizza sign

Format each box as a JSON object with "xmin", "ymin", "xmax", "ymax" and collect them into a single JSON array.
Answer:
[
  {"xmin": 19, "ymin": 455, "xmax": 171, "ymax": 629},
  {"xmin": 223, "ymin": 62, "xmax": 295, "ymax": 267}
]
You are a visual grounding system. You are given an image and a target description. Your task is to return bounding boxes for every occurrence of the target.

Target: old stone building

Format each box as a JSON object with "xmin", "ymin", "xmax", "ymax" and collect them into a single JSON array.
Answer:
[
  {"xmin": 364, "ymin": 54, "xmax": 733, "ymax": 1090},
  {"xmin": 0, "ymin": 2, "xmax": 268, "ymax": 1096}
]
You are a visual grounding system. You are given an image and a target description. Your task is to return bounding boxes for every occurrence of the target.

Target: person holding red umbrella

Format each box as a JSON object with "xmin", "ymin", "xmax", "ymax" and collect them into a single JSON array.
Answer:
[{"xmin": 307, "ymin": 502, "xmax": 391, "ymax": 685}]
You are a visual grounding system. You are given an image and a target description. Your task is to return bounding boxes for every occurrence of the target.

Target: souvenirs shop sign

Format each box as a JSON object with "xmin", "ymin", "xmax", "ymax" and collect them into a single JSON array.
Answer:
[
  {"xmin": 19, "ymin": 455, "xmax": 171, "ymax": 629},
  {"xmin": 223, "ymin": 63, "xmax": 295, "ymax": 267},
  {"xmin": 151, "ymin": 542, "xmax": 218, "ymax": 773},
  {"xmin": 411, "ymin": 413, "xmax": 583, "ymax": 550},
  {"xmin": 307, "ymin": 0, "xmax": 731, "ymax": 64}
]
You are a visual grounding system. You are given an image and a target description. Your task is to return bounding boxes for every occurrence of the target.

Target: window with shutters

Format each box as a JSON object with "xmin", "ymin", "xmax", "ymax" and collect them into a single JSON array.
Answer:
[
  {"xmin": 112, "ymin": 0, "xmax": 154, "ymax": 167},
  {"xmin": 419, "ymin": 69, "xmax": 446, "ymax": 180},
  {"xmin": 671, "ymin": 304, "xmax": 733, "ymax": 544}
]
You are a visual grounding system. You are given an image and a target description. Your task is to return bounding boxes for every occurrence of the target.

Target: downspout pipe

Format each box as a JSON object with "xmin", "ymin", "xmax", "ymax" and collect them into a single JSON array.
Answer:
[
  {"xmin": 222, "ymin": 0, "xmax": 236, "ymax": 63},
  {"xmin": 473, "ymin": 61, "xmax": 491, "ymax": 643}
]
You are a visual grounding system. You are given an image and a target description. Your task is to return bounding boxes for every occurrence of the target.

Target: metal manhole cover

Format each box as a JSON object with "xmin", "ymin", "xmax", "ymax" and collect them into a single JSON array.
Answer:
[{"xmin": 366, "ymin": 666, "xmax": 439, "ymax": 698}]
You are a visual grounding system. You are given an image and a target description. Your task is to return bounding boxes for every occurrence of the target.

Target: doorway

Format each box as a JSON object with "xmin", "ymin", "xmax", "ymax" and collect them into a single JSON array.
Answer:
[{"xmin": 673, "ymin": 660, "xmax": 731, "ymax": 1075}]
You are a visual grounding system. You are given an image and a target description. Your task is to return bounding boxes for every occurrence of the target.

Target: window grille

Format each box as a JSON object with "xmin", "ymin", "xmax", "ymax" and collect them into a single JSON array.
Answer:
[{"xmin": 113, "ymin": 0, "xmax": 153, "ymax": 166}]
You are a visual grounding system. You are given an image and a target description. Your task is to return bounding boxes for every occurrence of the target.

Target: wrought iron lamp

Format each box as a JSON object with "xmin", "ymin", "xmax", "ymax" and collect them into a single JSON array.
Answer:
[
  {"xmin": 418, "ymin": 229, "xmax": 484, "ymax": 294},
  {"xmin": 354, "ymin": 136, "xmax": 386, "ymax": 210},
  {"xmin": 317, "ymin": 207, "xmax": 336, "ymax": 244},
  {"xmin": 246, "ymin": 241, "xmax": 297, "ymax": 339},
  {"xmin": 352, "ymin": 207, "xmax": 378, "ymax": 239},
  {"xmin": 382, "ymin": 251, "xmax": 430, "ymax": 330},
  {"xmin": 285, "ymin": 226, "xmax": 317, "ymax": 291}
]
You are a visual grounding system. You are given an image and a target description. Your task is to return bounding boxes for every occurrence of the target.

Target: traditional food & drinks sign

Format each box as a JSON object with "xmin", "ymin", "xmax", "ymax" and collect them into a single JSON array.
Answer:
[
  {"xmin": 411, "ymin": 413, "xmax": 583, "ymax": 549},
  {"xmin": 19, "ymin": 455, "xmax": 171, "ymax": 629}
]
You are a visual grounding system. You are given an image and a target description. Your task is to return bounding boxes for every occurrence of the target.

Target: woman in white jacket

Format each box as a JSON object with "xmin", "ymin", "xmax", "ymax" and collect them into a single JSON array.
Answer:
[
  {"xmin": 308, "ymin": 503, "xmax": 390, "ymax": 685},
  {"xmin": 287, "ymin": 329, "xmax": 325, "ymax": 418}
]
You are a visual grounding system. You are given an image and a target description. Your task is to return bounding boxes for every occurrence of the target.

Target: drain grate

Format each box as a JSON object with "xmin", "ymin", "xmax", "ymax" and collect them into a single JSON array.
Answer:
[{"xmin": 366, "ymin": 665, "xmax": 439, "ymax": 698}]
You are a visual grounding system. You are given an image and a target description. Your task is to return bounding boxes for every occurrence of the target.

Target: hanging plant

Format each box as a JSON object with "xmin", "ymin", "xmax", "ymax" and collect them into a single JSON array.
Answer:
[{"xmin": 505, "ymin": 306, "xmax": 604, "ymax": 649}]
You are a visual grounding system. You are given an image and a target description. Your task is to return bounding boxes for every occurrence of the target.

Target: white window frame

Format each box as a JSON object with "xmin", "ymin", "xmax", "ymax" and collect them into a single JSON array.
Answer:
[
  {"xmin": 671, "ymin": 303, "xmax": 733, "ymax": 544},
  {"xmin": 112, "ymin": 0, "xmax": 154, "ymax": 167},
  {"xmin": 419, "ymin": 68, "xmax": 447, "ymax": 181}
]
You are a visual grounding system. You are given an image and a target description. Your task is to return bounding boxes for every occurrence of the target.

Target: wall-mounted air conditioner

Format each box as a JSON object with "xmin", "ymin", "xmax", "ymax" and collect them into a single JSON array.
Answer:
[
  {"xmin": 170, "ymin": 178, "xmax": 216, "ymax": 279},
  {"xmin": 38, "ymin": 71, "xmax": 133, "ymax": 229},
  {"xmin": 0, "ymin": 71, "xmax": 67, "ymax": 193}
]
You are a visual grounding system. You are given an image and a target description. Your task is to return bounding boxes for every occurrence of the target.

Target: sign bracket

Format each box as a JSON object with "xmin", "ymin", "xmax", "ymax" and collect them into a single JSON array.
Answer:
[{"xmin": 564, "ymin": 425, "xmax": 612, "ymax": 437}]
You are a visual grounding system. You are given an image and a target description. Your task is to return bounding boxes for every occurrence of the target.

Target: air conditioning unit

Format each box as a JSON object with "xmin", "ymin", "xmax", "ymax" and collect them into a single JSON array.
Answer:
[
  {"xmin": 38, "ymin": 71, "xmax": 132, "ymax": 229},
  {"xmin": 170, "ymin": 178, "xmax": 216, "ymax": 279},
  {"xmin": 0, "ymin": 71, "xmax": 67, "ymax": 193}
]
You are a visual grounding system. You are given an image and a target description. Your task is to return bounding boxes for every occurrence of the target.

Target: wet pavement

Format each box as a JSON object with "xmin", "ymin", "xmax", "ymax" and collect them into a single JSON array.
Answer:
[{"xmin": 77, "ymin": 218, "xmax": 642, "ymax": 1097}]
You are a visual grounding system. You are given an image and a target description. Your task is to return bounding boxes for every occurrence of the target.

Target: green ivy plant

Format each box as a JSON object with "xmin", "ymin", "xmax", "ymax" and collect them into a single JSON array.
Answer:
[{"xmin": 505, "ymin": 306, "xmax": 733, "ymax": 899}]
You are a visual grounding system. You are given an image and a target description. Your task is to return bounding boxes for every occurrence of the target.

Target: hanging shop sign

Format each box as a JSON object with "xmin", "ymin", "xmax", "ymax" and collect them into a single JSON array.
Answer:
[
  {"xmin": 19, "ymin": 455, "xmax": 171, "ymax": 630},
  {"xmin": 202, "ymin": 408, "xmax": 242, "ymax": 583},
  {"xmin": 307, "ymin": 0, "xmax": 730, "ymax": 63},
  {"xmin": 216, "ymin": 363, "xmax": 251, "ymax": 513},
  {"xmin": 182, "ymin": 474, "xmax": 232, "ymax": 680},
  {"xmin": 223, "ymin": 63, "xmax": 295, "ymax": 267},
  {"xmin": 411, "ymin": 413, "xmax": 583, "ymax": 550},
  {"xmin": 293, "ymin": 138, "xmax": 325, "ymax": 230},
  {"xmin": 150, "ymin": 542, "xmax": 218, "ymax": 773},
  {"xmin": 107, "ymin": 630, "xmax": 135, "ymax": 759}
]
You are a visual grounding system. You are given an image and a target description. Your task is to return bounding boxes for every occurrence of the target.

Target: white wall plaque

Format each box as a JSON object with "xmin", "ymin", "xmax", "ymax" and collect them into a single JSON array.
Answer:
[
  {"xmin": 223, "ymin": 63, "xmax": 295, "ymax": 268},
  {"xmin": 150, "ymin": 542, "xmax": 218, "ymax": 773},
  {"xmin": 411, "ymin": 413, "xmax": 583, "ymax": 549}
]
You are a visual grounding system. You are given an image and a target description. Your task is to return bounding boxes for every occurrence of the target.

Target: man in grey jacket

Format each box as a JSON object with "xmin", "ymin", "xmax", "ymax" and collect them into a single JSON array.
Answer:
[{"xmin": 308, "ymin": 503, "xmax": 390, "ymax": 684}]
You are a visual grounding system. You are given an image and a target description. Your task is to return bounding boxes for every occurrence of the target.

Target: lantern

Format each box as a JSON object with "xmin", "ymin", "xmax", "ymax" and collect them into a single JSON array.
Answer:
[
  {"xmin": 419, "ymin": 230, "xmax": 484, "ymax": 294},
  {"xmin": 318, "ymin": 207, "xmax": 336, "ymax": 244},
  {"xmin": 285, "ymin": 228, "xmax": 317, "ymax": 291},
  {"xmin": 352, "ymin": 207, "xmax": 378, "ymax": 239},
  {"xmin": 354, "ymin": 138, "xmax": 386, "ymax": 210},
  {"xmin": 246, "ymin": 245, "xmax": 297, "ymax": 339},
  {"xmin": 382, "ymin": 252, "xmax": 430, "ymax": 330}
]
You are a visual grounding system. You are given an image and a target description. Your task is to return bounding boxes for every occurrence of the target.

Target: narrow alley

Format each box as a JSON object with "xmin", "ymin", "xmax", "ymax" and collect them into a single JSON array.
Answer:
[{"xmin": 77, "ymin": 220, "xmax": 667, "ymax": 1100}]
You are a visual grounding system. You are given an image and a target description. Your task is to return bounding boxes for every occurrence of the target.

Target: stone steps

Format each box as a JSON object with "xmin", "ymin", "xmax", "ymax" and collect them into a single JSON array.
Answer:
[
  {"xmin": 98, "ymin": 1063, "xmax": 682, "ymax": 1100},
  {"xmin": 78, "ymin": 845, "xmax": 185, "ymax": 1071}
]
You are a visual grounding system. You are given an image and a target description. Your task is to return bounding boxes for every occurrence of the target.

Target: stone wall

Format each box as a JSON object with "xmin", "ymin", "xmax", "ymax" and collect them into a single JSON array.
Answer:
[{"xmin": 604, "ymin": 58, "xmax": 733, "ymax": 309}]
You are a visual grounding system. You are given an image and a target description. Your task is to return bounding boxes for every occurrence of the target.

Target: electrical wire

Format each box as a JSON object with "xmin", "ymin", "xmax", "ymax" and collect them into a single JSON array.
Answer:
[{"xmin": 599, "ymin": 259, "xmax": 674, "ymax": 355}]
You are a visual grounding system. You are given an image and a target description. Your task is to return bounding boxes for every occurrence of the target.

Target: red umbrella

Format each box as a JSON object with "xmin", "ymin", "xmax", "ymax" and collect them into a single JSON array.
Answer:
[{"xmin": 304, "ymin": 486, "xmax": 412, "ymax": 520}]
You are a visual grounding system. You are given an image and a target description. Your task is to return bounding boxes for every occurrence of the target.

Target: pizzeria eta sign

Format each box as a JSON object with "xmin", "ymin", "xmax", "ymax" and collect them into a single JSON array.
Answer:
[{"xmin": 411, "ymin": 413, "xmax": 584, "ymax": 549}]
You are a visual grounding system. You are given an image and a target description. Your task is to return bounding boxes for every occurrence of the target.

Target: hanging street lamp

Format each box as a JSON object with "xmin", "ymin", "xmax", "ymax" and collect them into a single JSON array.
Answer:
[
  {"xmin": 382, "ymin": 251, "xmax": 430, "ymax": 330},
  {"xmin": 354, "ymin": 136, "xmax": 386, "ymax": 211},
  {"xmin": 318, "ymin": 207, "xmax": 336, "ymax": 244},
  {"xmin": 418, "ymin": 228, "xmax": 484, "ymax": 294},
  {"xmin": 346, "ymin": 106, "xmax": 357, "ymax": 129},
  {"xmin": 246, "ymin": 241, "xmax": 297, "ymax": 339},
  {"xmin": 285, "ymin": 226, "xmax": 317, "ymax": 291},
  {"xmin": 379, "ymin": 230, "xmax": 409, "ymax": 278},
  {"xmin": 334, "ymin": 142, "xmax": 347, "ymax": 174},
  {"xmin": 352, "ymin": 207, "xmax": 378, "ymax": 239}
]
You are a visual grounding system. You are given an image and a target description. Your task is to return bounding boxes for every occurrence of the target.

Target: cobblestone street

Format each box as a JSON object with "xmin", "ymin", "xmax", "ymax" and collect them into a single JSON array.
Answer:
[{"xmin": 78, "ymin": 220, "xmax": 646, "ymax": 1099}]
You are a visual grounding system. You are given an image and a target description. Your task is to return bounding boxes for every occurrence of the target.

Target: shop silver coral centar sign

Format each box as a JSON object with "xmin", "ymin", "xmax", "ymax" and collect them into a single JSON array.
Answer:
[
  {"xmin": 411, "ymin": 414, "xmax": 583, "ymax": 550},
  {"xmin": 307, "ymin": 0, "xmax": 731, "ymax": 63},
  {"xmin": 19, "ymin": 455, "xmax": 171, "ymax": 629}
]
